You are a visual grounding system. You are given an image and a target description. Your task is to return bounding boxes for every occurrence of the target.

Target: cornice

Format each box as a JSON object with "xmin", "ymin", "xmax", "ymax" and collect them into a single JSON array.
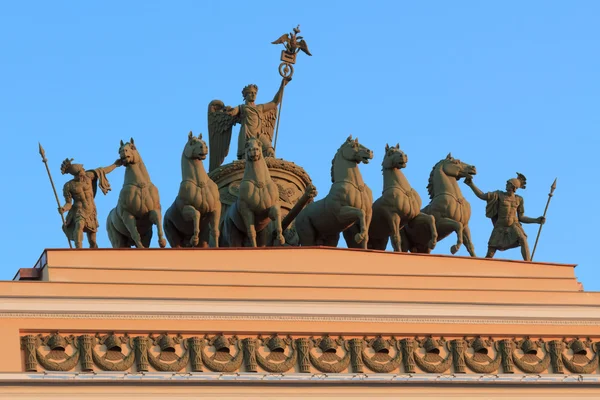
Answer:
[
  {"xmin": 4, "ymin": 312, "xmax": 600, "ymax": 326},
  {"xmin": 1, "ymin": 372, "xmax": 600, "ymax": 385}
]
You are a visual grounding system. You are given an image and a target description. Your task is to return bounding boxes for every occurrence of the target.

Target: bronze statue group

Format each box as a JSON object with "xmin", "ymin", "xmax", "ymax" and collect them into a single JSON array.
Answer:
[
  {"xmin": 48, "ymin": 26, "xmax": 549, "ymax": 262},
  {"xmin": 53, "ymin": 126, "xmax": 546, "ymax": 261}
]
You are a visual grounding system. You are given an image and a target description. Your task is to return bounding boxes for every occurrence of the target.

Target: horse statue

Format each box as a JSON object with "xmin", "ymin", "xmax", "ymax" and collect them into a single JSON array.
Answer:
[
  {"xmin": 359, "ymin": 143, "xmax": 438, "ymax": 252},
  {"xmin": 222, "ymin": 138, "xmax": 285, "ymax": 247},
  {"xmin": 401, "ymin": 153, "xmax": 477, "ymax": 255},
  {"xmin": 163, "ymin": 132, "xmax": 221, "ymax": 248},
  {"xmin": 106, "ymin": 138, "xmax": 167, "ymax": 248},
  {"xmin": 296, "ymin": 135, "xmax": 374, "ymax": 248}
]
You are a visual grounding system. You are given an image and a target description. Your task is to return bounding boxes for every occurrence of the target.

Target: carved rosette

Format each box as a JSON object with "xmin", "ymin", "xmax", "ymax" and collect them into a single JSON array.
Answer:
[
  {"xmin": 146, "ymin": 333, "xmax": 189, "ymax": 372},
  {"xmin": 464, "ymin": 337, "xmax": 502, "ymax": 374},
  {"xmin": 309, "ymin": 336, "xmax": 350, "ymax": 373},
  {"xmin": 413, "ymin": 337, "xmax": 453, "ymax": 373},
  {"xmin": 560, "ymin": 338, "xmax": 598, "ymax": 374},
  {"xmin": 19, "ymin": 333, "xmax": 600, "ymax": 375},
  {"xmin": 88, "ymin": 333, "xmax": 136, "ymax": 372},
  {"xmin": 361, "ymin": 337, "xmax": 402, "ymax": 373},
  {"xmin": 254, "ymin": 335, "xmax": 297, "ymax": 373},
  {"xmin": 201, "ymin": 335, "xmax": 243, "ymax": 372},
  {"xmin": 512, "ymin": 337, "xmax": 550, "ymax": 374},
  {"xmin": 35, "ymin": 332, "xmax": 80, "ymax": 372}
]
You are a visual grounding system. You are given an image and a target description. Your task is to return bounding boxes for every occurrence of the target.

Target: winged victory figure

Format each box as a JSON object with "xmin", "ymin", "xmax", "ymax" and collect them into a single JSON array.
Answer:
[{"xmin": 207, "ymin": 78, "xmax": 290, "ymax": 172}]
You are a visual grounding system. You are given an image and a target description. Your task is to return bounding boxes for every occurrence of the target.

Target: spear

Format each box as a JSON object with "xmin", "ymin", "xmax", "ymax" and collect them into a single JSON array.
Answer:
[
  {"xmin": 271, "ymin": 25, "xmax": 311, "ymax": 152},
  {"xmin": 531, "ymin": 178, "xmax": 557, "ymax": 261},
  {"xmin": 38, "ymin": 143, "xmax": 72, "ymax": 248}
]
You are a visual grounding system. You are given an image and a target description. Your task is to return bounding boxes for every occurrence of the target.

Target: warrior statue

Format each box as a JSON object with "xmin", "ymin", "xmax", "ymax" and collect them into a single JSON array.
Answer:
[
  {"xmin": 58, "ymin": 158, "xmax": 121, "ymax": 248},
  {"xmin": 207, "ymin": 77, "xmax": 291, "ymax": 172},
  {"xmin": 464, "ymin": 173, "xmax": 545, "ymax": 261}
]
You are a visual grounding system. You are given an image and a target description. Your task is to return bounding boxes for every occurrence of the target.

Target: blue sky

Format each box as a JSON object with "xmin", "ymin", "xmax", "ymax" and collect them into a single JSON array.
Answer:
[{"xmin": 1, "ymin": 2, "xmax": 598, "ymax": 288}]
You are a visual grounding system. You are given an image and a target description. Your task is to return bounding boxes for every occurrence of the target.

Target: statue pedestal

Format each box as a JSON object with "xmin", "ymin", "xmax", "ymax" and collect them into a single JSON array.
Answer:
[{"xmin": 2, "ymin": 248, "xmax": 600, "ymax": 398}]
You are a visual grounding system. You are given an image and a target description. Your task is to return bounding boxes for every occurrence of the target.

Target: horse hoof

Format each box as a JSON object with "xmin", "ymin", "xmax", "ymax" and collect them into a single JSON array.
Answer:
[
  {"xmin": 190, "ymin": 237, "xmax": 199, "ymax": 247},
  {"xmin": 428, "ymin": 240, "xmax": 437, "ymax": 249},
  {"xmin": 354, "ymin": 233, "xmax": 366, "ymax": 244},
  {"xmin": 450, "ymin": 244, "xmax": 460, "ymax": 254},
  {"xmin": 135, "ymin": 243, "xmax": 145, "ymax": 249},
  {"xmin": 158, "ymin": 238, "xmax": 167, "ymax": 248}
]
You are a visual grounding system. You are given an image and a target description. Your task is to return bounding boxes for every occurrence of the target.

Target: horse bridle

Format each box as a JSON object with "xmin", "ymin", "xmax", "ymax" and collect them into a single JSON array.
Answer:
[{"xmin": 337, "ymin": 179, "xmax": 366, "ymax": 192}]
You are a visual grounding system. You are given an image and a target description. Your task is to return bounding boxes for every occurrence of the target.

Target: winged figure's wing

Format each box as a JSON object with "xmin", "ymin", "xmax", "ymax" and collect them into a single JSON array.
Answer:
[
  {"xmin": 260, "ymin": 107, "xmax": 278, "ymax": 143},
  {"xmin": 207, "ymin": 100, "xmax": 237, "ymax": 172}
]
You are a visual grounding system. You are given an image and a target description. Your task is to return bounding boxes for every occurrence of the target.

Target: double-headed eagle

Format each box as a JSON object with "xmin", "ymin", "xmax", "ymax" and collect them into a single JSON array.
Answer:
[{"xmin": 271, "ymin": 25, "xmax": 312, "ymax": 57}]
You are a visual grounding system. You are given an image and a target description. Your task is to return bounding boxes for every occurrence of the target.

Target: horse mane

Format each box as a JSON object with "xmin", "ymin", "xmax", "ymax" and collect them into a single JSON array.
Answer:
[
  {"xmin": 330, "ymin": 142, "xmax": 346, "ymax": 183},
  {"xmin": 427, "ymin": 159, "xmax": 445, "ymax": 200}
]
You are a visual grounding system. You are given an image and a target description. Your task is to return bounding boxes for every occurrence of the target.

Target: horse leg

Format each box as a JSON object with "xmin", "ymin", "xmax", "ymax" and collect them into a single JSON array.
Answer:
[
  {"xmin": 120, "ymin": 211, "xmax": 144, "ymax": 248},
  {"xmin": 181, "ymin": 205, "xmax": 201, "ymax": 247},
  {"xmin": 436, "ymin": 217, "xmax": 463, "ymax": 254},
  {"xmin": 149, "ymin": 209, "xmax": 167, "ymax": 248},
  {"xmin": 462, "ymin": 225, "xmax": 476, "ymax": 257},
  {"xmin": 338, "ymin": 206, "xmax": 367, "ymax": 247},
  {"xmin": 295, "ymin": 215, "xmax": 316, "ymax": 246},
  {"xmin": 386, "ymin": 212, "xmax": 402, "ymax": 252},
  {"xmin": 210, "ymin": 203, "xmax": 221, "ymax": 248},
  {"xmin": 413, "ymin": 213, "xmax": 438, "ymax": 250},
  {"xmin": 363, "ymin": 207, "xmax": 372, "ymax": 250},
  {"xmin": 106, "ymin": 211, "xmax": 125, "ymax": 248},
  {"xmin": 268, "ymin": 205, "xmax": 285, "ymax": 246},
  {"xmin": 163, "ymin": 216, "xmax": 182, "ymax": 248},
  {"xmin": 399, "ymin": 229, "xmax": 411, "ymax": 252},
  {"xmin": 238, "ymin": 201, "xmax": 257, "ymax": 247}
]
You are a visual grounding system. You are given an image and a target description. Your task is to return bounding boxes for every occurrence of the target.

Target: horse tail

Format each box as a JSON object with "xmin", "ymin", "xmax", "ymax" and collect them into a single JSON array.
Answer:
[
  {"xmin": 162, "ymin": 204, "xmax": 181, "ymax": 248},
  {"xmin": 106, "ymin": 209, "xmax": 126, "ymax": 248}
]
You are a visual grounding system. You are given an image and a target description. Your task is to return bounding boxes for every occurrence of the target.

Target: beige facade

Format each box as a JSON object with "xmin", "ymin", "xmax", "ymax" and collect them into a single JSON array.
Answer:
[{"xmin": 1, "ymin": 247, "xmax": 599, "ymax": 398}]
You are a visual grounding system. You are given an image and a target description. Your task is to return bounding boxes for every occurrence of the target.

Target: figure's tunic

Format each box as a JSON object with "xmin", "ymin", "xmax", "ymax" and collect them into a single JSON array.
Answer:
[
  {"xmin": 236, "ymin": 104, "xmax": 265, "ymax": 159},
  {"xmin": 62, "ymin": 168, "xmax": 111, "ymax": 238},
  {"xmin": 485, "ymin": 190, "xmax": 527, "ymax": 250}
]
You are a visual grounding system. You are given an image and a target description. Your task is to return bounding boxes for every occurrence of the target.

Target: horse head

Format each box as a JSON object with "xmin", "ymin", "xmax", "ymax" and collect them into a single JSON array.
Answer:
[
  {"xmin": 119, "ymin": 138, "xmax": 140, "ymax": 166},
  {"xmin": 245, "ymin": 137, "xmax": 263, "ymax": 162},
  {"xmin": 382, "ymin": 143, "xmax": 407, "ymax": 170},
  {"xmin": 184, "ymin": 131, "xmax": 208, "ymax": 161},
  {"xmin": 340, "ymin": 135, "xmax": 373, "ymax": 165},
  {"xmin": 440, "ymin": 153, "xmax": 477, "ymax": 180}
]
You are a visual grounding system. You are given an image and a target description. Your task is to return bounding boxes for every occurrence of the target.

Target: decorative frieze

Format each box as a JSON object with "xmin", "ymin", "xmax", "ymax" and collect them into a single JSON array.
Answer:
[{"xmin": 21, "ymin": 332, "xmax": 600, "ymax": 375}]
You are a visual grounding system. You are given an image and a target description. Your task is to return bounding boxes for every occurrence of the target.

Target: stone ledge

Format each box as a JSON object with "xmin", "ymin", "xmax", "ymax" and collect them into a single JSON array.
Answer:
[{"xmin": 1, "ymin": 372, "xmax": 599, "ymax": 385}]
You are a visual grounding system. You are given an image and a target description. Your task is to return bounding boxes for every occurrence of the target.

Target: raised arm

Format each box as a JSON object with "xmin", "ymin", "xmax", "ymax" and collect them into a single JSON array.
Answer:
[
  {"xmin": 85, "ymin": 159, "xmax": 121, "ymax": 180},
  {"xmin": 463, "ymin": 176, "xmax": 489, "ymax": 201},
  {"xmin": 104, "ymin": 159, "xmax": 122, "ymax": 174},
  {"xmin": 263, "ymin": 77, "xmax": 292, "ymax": 112}
]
